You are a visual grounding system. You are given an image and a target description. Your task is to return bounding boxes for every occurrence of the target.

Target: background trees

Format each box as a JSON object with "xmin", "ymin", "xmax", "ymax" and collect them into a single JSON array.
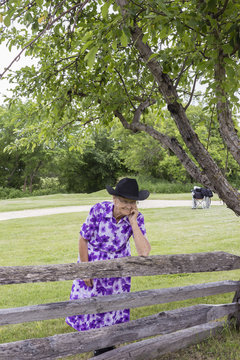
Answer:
[
  {"xmin": 57, "ymin": 129, "xmax": 124, "ymax": 193},
  {"xmin": 0, "ymin": 103, "xmax": 45, "ymax": 191},
  {"xmin": 1, "ymin": 101, "xmax": 239, "ymax": 196},
  {"xmin": 1, "ymin": 1, "xmax": 240, "ymax": 213},
  {"xmin": 0, "ymin": 103, "xmax": 125, "ymax": 195}
]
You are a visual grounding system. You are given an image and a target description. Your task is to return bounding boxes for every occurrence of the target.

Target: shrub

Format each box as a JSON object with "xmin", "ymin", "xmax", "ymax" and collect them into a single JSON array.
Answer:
[
  {"xmin": 36, "ymin": 177, "xmax": 66, "ymax": 195},
  {"xmin": 133, "ymin": 175, "xmax": 194, "ymax": 194},
  {"xmin": 0, "ymin": 187, "xmax": 27, "ymax": 199},
  {"xmin": 0, "ymin": 182, "xmax": 66, "ymax": 199}
]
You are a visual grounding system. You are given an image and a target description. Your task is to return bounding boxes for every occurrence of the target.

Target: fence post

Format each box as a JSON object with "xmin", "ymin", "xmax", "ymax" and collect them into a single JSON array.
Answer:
[{"xmin": 228, "ymin": 287, "xmax": 240, "ymax": 330}]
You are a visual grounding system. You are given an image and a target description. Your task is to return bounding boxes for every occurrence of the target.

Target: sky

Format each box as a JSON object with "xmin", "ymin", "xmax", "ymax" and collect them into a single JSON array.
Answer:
[{"xmin": 0, "ymin": 42, "xmax": 36, "ymax": 104}]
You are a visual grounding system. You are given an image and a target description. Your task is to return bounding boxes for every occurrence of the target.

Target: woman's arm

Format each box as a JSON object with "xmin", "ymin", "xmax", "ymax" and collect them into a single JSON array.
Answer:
[
  {"xmin": 79, "ymin": 235, "xmax": 93, "ymax": 287},
  {"xmin": 128, "ymin": 209, "xmax": 151, "ymax": 256}
]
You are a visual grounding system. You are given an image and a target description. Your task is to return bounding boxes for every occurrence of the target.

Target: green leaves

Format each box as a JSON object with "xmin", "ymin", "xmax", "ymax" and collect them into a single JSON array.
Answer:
[
  {"xmin": 1, "ymin": 0, "xmax": 240, "ymax": 168},
  {"xmin": 147, "ymin": 53, "xmax": 158, "ymax": 62},
  {"xmin": 3, "ymin": 15, "xmax": 11, "ymax": 27},
  {"xmin": 120, "ymin": 30, "xmax": 129, "ymax": 47},
  {"xmin": 35, "ymin": 0, "xmax": 44, "ymax": 5},
  {"xmin": 101, "ymin": 2, "xmax": 110, "ymax": 20},
  {"xmin": 84, "ymin": 46, "xmax": 99, "ymax": 68},
  {"xmin": 81, "ymin": 40, "xmax": 94, "ymax": 54},
  {"xmin": 112, "ymin": 39, "xmax": 118, "ymax": 50}
]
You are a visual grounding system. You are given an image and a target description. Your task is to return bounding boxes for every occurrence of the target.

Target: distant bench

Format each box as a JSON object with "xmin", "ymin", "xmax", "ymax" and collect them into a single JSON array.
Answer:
[{"xmin": 0, "ymin": 252, "xmax": 240, "ymax": 359}]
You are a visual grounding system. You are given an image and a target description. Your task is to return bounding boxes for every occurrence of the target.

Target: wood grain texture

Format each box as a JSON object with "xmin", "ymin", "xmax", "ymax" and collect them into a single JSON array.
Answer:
[
  {"xmin": 0, "ymin": 280, "xmax": 239, "ymax": 325},
  {"xmin": 1, "ymin": 252, "xmax": 240, "ymax": 285},
  {"xmin": 88, "ymin": 321, "xmax": 225, "ymax": 360},
  {"xmin": 228, "ymin": 288, "xmax": 240, "ymax": 329},
  {"xmin": 0, "ymin": 304, "xmax": 236, "ymax": 359}
]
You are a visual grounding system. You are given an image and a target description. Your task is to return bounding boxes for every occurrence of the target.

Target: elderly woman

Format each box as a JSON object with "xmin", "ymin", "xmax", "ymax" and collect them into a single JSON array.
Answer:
[{"xmin": 65, "ymin": 177, "xmax": 151, "ymax": 356}]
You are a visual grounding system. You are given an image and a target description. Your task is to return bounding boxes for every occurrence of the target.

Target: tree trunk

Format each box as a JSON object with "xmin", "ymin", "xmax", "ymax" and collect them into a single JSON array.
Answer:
[
  {"xmin": 7, "ymin": 154, "xmax": 20, "ymax": 187},
  {"xmin": 215, "ymin": 49, "xmax": 240, "ymax": 166},
  {"xmin": 29, "ymin": 175, "xmax": 33, "ymax": 193},
  {"xmin": 29, "ymin": 161, "xmax": 43, "ymax": 193},
  {"xmin": 23, "ymin": 176, "xmax": 28, "ymax": 192}
]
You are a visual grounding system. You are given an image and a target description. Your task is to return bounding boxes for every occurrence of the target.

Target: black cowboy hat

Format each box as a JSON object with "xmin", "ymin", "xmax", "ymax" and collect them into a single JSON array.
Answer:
[{"xmin": 106, "ymin": 178, "xmax": 149, "ymax": 201}]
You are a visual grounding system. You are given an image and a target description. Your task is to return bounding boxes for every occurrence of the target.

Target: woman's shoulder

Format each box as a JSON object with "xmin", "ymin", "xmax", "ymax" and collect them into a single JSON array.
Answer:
[{"xmin": 90, "ymin": 201, "xmax": 113, "ymax": 215}]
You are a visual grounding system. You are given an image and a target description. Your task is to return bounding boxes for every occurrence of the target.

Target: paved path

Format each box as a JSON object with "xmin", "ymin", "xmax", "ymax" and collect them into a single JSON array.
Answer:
[{"xmin": 0, "ymin": 200, "xmax": 222, "ymax": 221}]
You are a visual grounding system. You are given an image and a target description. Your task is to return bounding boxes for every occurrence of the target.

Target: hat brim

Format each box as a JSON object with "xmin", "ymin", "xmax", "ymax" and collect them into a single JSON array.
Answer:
[{"xmin": 106, "ymin": 185, "xmax": 149, "ymax": 201}]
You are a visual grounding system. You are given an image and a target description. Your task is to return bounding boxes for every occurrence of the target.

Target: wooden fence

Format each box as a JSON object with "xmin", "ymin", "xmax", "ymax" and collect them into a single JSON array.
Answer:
[{"xmin": 0, "ymin": 251, "xmax": 240, "ymax": 359}]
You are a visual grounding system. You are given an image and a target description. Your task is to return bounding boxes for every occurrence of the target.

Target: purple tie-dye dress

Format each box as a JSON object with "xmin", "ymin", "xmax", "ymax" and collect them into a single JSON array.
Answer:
[{"xmin": 65, "ymin": 201, "xmax": 147, "ymax": 331}]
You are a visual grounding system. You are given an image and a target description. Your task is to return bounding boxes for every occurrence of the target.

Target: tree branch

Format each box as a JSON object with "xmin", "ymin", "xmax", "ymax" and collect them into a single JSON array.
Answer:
[
  {"xmin": 114, "ymin": 109, "xmax": 212, "ymax": 187},
  {"xmin": 55, "ymin": 59, "xmax": 77, "ymax": 74},
  {"xmin": 54, "ymin": 55, "xmax": 78, "ymax": 66},
  {"xmin": 114, "ymin": 67, "xmax": 136, "ymax": 110},
  {"xmin": 212, "ymin": 0, "xmax": 229, "ymax": 19},
  {"xmin": 174, "ymin": 56, "xmax": 190, "ymax": 89},
  {"xmin": 184, "ymin": 73, "xmax": 198, "ymax": 110},
  {"xmin": 71, "ymin": 5, "xmax": 85, "ymax": 33},
  {"xmin": 57, "ymin": 118, "xmax": 95, "ymax": 132},
  {"xmin": 19, "ymin": 1, "xmax": 36, "ymax": 17},
  {"xmin": 132, "ymin": 99, "xmax": 156, "ymax": 124}
]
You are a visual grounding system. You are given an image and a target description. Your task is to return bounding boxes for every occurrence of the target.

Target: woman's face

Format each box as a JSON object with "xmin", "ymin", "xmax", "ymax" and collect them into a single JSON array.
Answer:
[{"xmin": 113, "ymin": 196, "xmax": 137, "ymax": 218}]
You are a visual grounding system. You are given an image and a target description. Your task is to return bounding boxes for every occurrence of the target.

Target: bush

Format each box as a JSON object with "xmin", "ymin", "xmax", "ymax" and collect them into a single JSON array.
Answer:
[
  {"xmin": 35, "ymin": 177, "xmax": 66, "ymax": 195},
  {"xmin": 0, "ymin": 182, "xmax": 66, "ymax": 200},
  {"xmin": 32, "ymin": 187, "xmax": 66, "ymax": 196},
  {"xmin": 133, "ymin": 175, "xmax": 194, "ymax": 194},
  {"xmin": 0, "ymin": 187, "xmax": 28, "ymax": 199}
]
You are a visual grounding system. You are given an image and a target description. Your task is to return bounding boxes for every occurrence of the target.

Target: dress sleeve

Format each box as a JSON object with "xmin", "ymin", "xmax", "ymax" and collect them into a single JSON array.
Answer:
[
  {"xmin": 136, "ymin": 212, "xmax": 147, "ymax": 236},
  {"xmin": 80, "ymin": 204, "xmax": 98, "ymax": 240}
]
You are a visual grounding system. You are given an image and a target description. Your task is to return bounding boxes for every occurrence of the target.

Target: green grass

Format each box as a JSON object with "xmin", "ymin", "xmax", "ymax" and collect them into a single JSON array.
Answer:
[
  {"xmin": 0, "ymin": 190, "xmax": 111, "ymax": 212},
  {"xmin": 0, "ymin": 195, "xmax": 239, "ymax": 359},
  {"xmin": 0, "ymin": 191, "xmax": 220, "ymax": 212}
]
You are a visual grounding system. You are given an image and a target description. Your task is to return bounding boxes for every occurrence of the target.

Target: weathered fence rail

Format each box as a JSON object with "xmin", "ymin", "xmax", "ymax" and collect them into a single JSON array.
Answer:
[
  {"xmin": 0, "ymin": 304, "xmax": 236, "ymax": 360},
  {"xmin": 0, "ymin": 280, "xmax": 239, "ymax": 326},
  {"xmin": 0, "ymin": 251, "xmax": 240, "ymax": 360},
  {"xmin": 1, "ymin": 251, "xmax": 240, "ymax": 285},
  {"xmin": 90, "ymin": 321, "xmax": 226, "ymax": 360}
]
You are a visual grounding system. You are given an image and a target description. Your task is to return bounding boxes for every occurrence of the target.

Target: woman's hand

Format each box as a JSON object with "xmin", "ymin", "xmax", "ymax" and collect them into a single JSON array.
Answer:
[
  {"xmin": 128, "ymin": 206, "xmax": 151, "ymax": 256},
  {"xmin": 84, "ymin": 278, "xmax": 93, "ymax": 287},
  {"xmin": 128, "ymin": 207, "xmax": 138, "ymax": 225}
]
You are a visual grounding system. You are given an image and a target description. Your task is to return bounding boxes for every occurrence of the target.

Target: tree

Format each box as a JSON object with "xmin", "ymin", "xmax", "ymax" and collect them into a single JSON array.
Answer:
[
  {"xmin": 1, "ymin": 1, "xmax": 240, "ymax": 213},
  {"xmin": 0, "ymin": 102, "xmax": 54, "ymax": 192},
  {"xmin": 113, "ymin": 104, "xmax": 240, "ymax": 185},
  {"xmin": 57, "ymin": 129, "xmax": 125, "ymax": 193},
  {"xmin": 0, "ymin": 102, "xmax": 123, "ymax": 193}
]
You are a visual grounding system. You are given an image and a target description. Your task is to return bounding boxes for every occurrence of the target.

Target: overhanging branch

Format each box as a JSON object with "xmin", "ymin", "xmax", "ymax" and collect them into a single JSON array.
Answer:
[
  {"xmin": 114, "ymin": 109, "xmax": 211, "ymax": 187},
  {"xmin": 132, "ymin": 99, "xmax": 156, "ymax": 124}
]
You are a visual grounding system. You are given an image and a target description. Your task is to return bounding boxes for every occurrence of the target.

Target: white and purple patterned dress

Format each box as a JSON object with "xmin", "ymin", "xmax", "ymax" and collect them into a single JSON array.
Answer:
[{"xmin": 65, "ymin": 201, "xmax": 146, "ymax": 331}]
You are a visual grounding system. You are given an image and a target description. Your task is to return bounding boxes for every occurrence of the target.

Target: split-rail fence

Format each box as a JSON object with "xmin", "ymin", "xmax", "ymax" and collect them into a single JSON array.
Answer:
[{"xmin": 0, "ymin": 251, "xmax": 240, "ymax": 359}]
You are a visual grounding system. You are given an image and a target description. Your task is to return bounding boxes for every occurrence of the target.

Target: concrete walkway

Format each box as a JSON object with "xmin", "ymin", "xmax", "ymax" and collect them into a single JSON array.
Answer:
[{"xmin": 0, "ymin": 199, "xmax": 222, "ymax": 221}]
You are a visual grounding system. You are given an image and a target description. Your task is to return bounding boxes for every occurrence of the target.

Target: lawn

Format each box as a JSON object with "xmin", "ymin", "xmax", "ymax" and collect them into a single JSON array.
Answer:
[
  {"xmin": 0, "ymin": 191, "xmax": 220, "ymax": 212},
  {"xmin": 0, "ymin": 194, "xmax": 239, "ymax": 359},
  {"xmin": 0, "ymin": 190, "xmax": 111, "ymax": 212}
]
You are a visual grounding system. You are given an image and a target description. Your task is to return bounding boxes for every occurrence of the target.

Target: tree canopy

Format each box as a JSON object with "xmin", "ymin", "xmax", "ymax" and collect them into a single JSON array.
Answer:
[
  {"xmin": 0, "ymin": 102, "xmax": 125, "ymax": 193},
  {"xmin": 1, "ymin": 0, "xmax": 240, "ymax": 214}
]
